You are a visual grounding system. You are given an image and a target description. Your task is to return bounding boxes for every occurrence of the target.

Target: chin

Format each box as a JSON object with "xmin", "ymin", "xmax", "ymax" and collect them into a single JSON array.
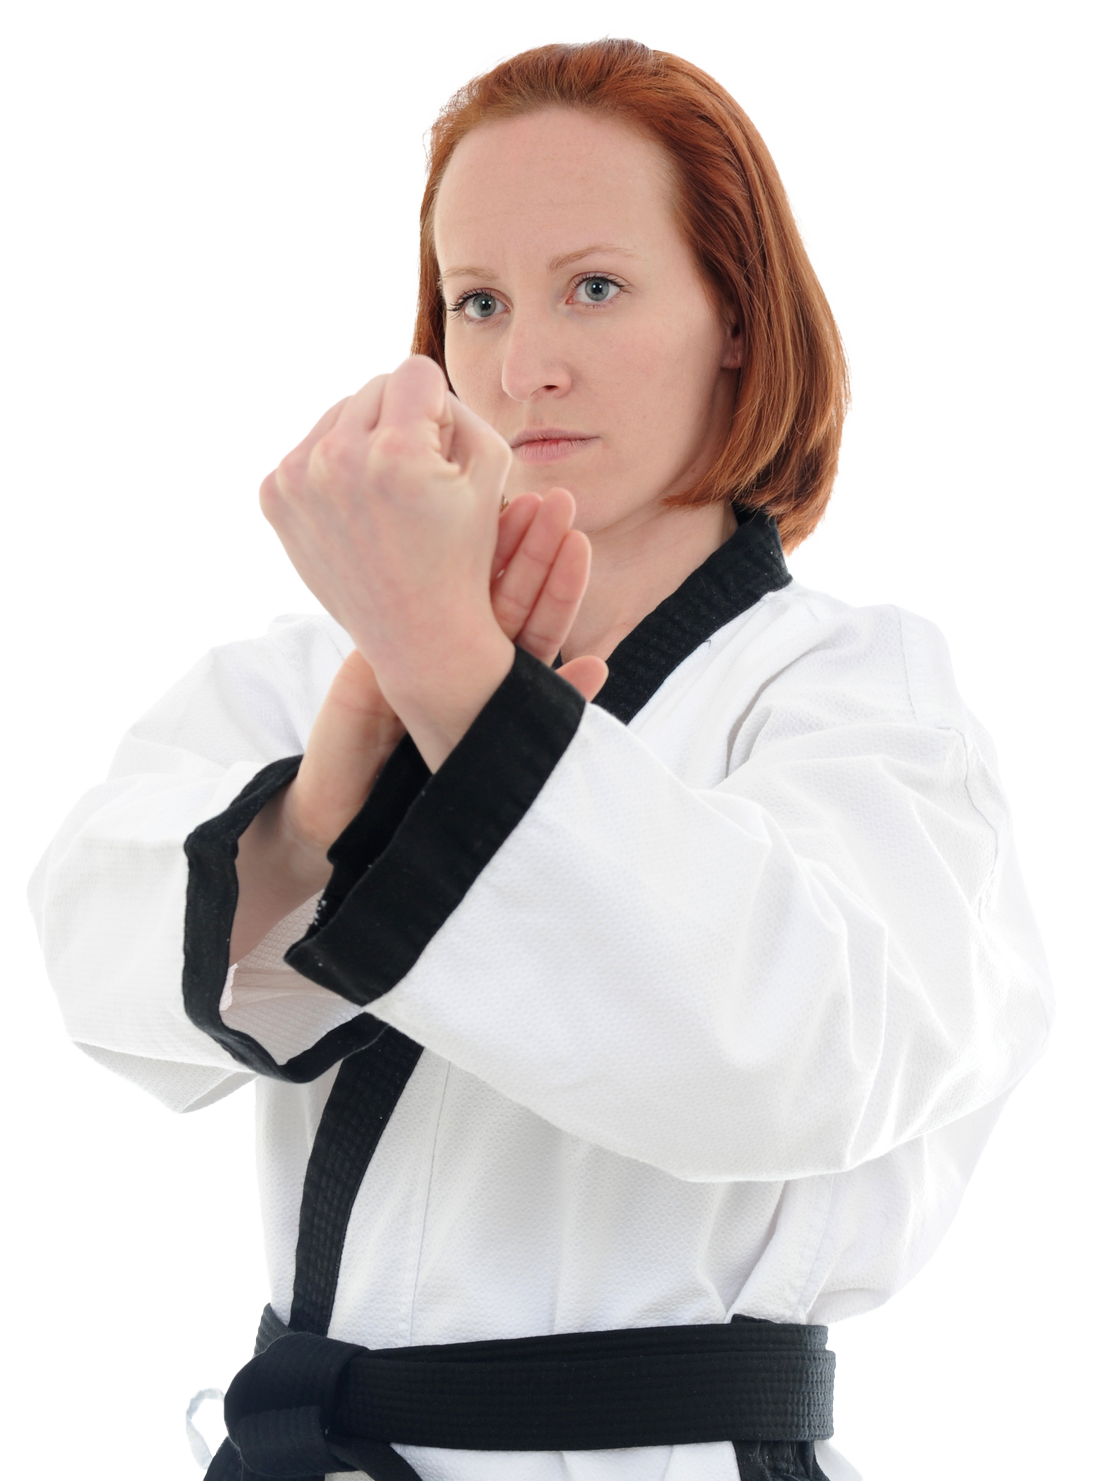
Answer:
[
  {"xmin": 504, "ymin": 468, "xmax": 658, "ymax": 536},
  {"xmin": 573, "ymin": 488, "xmax": 654, "ymax": 538}
]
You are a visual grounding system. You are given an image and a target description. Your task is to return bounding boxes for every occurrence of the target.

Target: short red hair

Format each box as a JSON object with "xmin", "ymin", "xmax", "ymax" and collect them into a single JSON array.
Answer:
[{"xmin": 412, "ymin": 39, "xmax": 849, "ymax": 552}]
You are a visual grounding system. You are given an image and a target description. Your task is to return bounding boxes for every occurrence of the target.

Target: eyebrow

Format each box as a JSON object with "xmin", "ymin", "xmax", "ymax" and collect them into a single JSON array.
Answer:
[
  {"xmin": 439, "ymin": 243, "xmax": 638, "ymax": 284},
  {"xmin": 547, "ymin": 243, "xmax": 639, "ymax": 271}
]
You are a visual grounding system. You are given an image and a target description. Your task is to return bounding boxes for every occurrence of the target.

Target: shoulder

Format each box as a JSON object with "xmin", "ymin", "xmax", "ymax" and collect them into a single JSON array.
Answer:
[
  {"xmin": 754, "ymin": 581, "xmax": 969, "ymax": 731},
  {"xmin": 730, "ymin": 585, "xmax": 1003, "ymax": 805},
  {"xmin": 647, "ymin": 580, "xmax": 968, "ymax": 723},
  {"xmin": 634, "ymin": 581, "xmax": 983, "ymax": 776}
]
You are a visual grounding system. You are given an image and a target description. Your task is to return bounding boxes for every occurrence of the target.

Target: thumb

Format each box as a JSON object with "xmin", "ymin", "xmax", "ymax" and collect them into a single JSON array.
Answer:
[{"xmin": 556, "ymin": 655, "xmax": 609, "ymax": 702}]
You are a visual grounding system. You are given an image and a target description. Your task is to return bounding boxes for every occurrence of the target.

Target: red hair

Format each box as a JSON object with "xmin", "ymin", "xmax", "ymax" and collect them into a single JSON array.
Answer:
[{"xmin": 412, "ymin": 39, "xmax": 849, "ymax": 552}]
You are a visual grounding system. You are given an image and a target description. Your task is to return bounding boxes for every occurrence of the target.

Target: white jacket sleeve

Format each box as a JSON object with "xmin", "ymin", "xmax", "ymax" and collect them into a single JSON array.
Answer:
[
  {"xmin": 31, "ymin": 591, "xmax": 1051, "ymax": 1167},
  {"xmin": 276, "ymin": 621, "xmax": 1051, "ymax": 1182},
  {"xmin": 27, "ymin": 614, "xmax": 350, "ymax": 1111}
]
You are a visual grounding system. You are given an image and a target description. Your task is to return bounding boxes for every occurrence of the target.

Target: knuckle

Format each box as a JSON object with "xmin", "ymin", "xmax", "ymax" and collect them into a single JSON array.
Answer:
[
  {"xmin": 259, "ymin": 468, "xmax": 289, "ymax": 522},
  {"xmin": 489, "ymin": 435, "xmax": 513, "ymax": 477},
  {"xmin": 280, "ymin": 443, "xmax": 310, "ymax": 484},
  {"xmin": 368, "ymin": 428, "xmax": 443, "ymax": 500},
  {"xmin": 312, "ymin": 427, "xmax": 361, "ymax": 483},
  {"xmin": 546, "ymin": 571, "xmax": 583, "ymax": 605},
  {"xmin": 517, "ymin": 541, "xmax": 553, "ymax": 571},
  {"xmin": 471, "ymin": 425, "xmax": 511, "ymax": 477},
  {"xmin": 369, "ymin": 425, "xmax": 416, "ymax": 464},
  {"xmin": 491, "ymin": 588, "xmax": 526, "ymax": 628},
  {"xmin": 517, "ymin": 623, "xmax": 555, "ymax": 658}
]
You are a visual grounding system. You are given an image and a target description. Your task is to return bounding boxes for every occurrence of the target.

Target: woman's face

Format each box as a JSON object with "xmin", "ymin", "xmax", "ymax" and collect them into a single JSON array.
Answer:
[{"xmin": 433, "ymin": 108, "xmax": 742, "ymax": 537}]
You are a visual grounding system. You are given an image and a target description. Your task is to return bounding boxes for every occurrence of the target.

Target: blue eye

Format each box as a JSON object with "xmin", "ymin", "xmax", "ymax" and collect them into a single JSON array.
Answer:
[
  {"xmin": 574, "ymin": 276, "xmax": 620, "ymax": 305},
  {"xmin": 462, "ymin": 293, "xmax": 500, "ymax": 320}
]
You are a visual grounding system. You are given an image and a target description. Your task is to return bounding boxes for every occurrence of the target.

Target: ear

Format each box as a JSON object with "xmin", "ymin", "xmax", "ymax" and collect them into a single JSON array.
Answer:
[{"xmin": 721, "ymin": 313, "xmax": 745, "ymax": 370}]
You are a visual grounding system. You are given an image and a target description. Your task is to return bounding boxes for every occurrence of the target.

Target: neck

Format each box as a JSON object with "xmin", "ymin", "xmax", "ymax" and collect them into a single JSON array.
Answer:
[{"xmin": 561, "ymin": 500, "xmax": 738, "ymax": 663}]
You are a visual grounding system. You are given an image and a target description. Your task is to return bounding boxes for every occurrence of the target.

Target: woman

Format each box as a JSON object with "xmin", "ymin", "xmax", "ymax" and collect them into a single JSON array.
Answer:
[{"xmin": 30, "ymin": 38, "xmax": 1050, "ymax": 1481}]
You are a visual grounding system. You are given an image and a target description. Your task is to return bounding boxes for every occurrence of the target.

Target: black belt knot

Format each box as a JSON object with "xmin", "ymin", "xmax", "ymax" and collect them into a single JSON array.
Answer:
[{"xmin": 223, "ymin": 1329, "xmax": 366, "ymax": 1478}]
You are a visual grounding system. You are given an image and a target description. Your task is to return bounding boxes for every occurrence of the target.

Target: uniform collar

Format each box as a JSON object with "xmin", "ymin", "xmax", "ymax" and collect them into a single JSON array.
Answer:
[{"xmin": 593, "ymin": 508, "xmax": 791, "ymax": 724}]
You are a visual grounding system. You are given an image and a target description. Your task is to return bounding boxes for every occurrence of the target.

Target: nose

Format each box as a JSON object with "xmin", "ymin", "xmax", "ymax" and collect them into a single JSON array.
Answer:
[{"xmin": 499, "ymin": 309, "xmax": 573, "ymax": 403}]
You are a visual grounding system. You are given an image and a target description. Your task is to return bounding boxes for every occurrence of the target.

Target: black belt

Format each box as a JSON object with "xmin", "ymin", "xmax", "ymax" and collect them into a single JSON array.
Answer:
[
  {"xmin": 204, "ymin": 1033, "xmax": 834, "ymax": 1481},
  {"xmin": 207, "ymin": 1304, "xmax": 834, "ymax": 1481}
]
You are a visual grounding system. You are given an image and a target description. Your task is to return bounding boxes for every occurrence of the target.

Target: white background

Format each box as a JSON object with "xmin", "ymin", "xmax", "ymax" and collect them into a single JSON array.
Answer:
[{"xmin": 2, "ymin": 1, "xmax": 1090, "ymax": 1476}]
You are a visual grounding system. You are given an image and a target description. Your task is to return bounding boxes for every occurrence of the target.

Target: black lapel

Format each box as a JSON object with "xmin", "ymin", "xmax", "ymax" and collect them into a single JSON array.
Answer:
[
  {"xmin": 593, "ymin": 508, "xmax": 790, "ymax": 724},
  {"xmin": 289, "ymin": 1030, "xmax": 424, "ymax": 1336}
]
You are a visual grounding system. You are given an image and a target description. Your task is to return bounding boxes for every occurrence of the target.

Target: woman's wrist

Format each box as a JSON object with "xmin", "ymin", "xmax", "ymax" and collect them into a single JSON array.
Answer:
[
  {"xmin": 276, "ymin": 782, "xmax": 340, "ymax": 887},
  {"xmin": 377, "ymin": 632, "xmax": 516, "ymax": 773},
  {"xmin": 230, "ymin": 786, "xmax": 333, "ymax": 964}
]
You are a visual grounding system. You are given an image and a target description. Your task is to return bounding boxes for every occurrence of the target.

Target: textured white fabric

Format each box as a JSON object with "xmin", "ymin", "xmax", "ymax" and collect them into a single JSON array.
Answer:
[{"xmin": 28, "ymin": 584, "xmax": 1052, "ymax": 1481}]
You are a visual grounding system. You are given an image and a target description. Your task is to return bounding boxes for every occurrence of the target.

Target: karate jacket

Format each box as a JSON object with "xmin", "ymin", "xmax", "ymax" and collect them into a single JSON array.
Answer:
[{"xmin": 29, "ymin": 514, "xmax": 1052, "ymax": 1481}]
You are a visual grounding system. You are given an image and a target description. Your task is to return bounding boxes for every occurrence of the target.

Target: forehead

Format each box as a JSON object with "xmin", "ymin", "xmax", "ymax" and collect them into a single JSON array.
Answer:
[{"xmin": 432, "ymin": 108, "xmax": 679, "ymax": 267}]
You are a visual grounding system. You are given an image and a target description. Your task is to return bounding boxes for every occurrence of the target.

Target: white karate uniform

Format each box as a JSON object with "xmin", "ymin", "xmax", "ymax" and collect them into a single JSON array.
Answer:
[{"xmin": 29, "ymin": 529, "xmax": 1051, "ymax": 1481}]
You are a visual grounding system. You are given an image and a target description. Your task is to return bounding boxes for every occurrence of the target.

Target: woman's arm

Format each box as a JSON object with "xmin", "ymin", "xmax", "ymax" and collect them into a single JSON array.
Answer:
[
  {"xmin": 256, "ymin": 358, "xmax": 557, "ymax": 774},
  {"xmin": 27, "ymin": 615, "xmax": 342, "ymax": 1110},
  {"xmin": 29, "ymin": 481, "xmax": 603, "ymax": 1105},
  {"xmin": 269, "ymin": 603, "xmax": 1052, "ymax": 1181},
  {"xmin": 229, "ymin": 489, "xmax": 608, "ymax": 963}
]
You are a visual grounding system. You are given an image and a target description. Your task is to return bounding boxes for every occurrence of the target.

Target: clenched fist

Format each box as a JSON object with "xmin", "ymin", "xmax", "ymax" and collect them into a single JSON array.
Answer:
[{"xmin": 261, "ymin": 356, "xmax": 531, "ymax": 768}]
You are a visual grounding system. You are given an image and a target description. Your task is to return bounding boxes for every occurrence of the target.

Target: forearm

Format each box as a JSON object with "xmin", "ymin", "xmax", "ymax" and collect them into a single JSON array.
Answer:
[
  {"xmin": 228, "ymin": 644, "xmax": 410, "ymax": 964},
  {"xmin": 379, "ymin": 631, "xmax": 516, "ymax": 773},
  {"xmin": 227, "ymin": 648, "xmax": 514, "ymax": 963},
  {"xmin": 229, "ymin": 784, "xmax": 332, "ymax": 964}
]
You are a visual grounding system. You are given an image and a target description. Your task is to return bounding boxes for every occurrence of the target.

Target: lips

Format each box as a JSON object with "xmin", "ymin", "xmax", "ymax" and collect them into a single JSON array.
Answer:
[{"xmin": 510, "ymin": 428, "xmax": 597, "ymax": 464}]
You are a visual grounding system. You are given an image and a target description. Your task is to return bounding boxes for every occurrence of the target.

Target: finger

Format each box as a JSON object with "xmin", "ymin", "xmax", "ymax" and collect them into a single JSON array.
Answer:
[
  {"xmin": 354, "ymin": 356, "xmax": 454, "ymax": 479},
  {"xmin": 306, "ymin": 374, "xmax": 397, "ymax": 491},
  {"xmin": 261, "ymin": 397, "xmax": 347, "ymax": 513},
  {"xmin": 513, "ymin": 527, "xmax": 591, "ymax": 662},
  {"xmin": 295, "ymin": 375, "xmax": 389, "ymax": 467},
  {"xmin": 438, "ymin": 390, "xmax": 458, "ymax": 462},
  {"xmin": 556, "ymin": 655, "xmax": 609, "ymax": 702},
  {"xmin": 297, "ymin": 398, "xmax": 350, "ymax": 453},
  {"xmin": 491, "ymin": 489, "xmax": 577, "ymax": 642},
  {"xmin": 446, "ymin": 392, "xmax": 513, "ymax": 488},
  {"xmin": 492, "ymin": 493, "xmax": 542, "ymax": 580},
  {"xmin": 375, "ymin": 355, "xmax": 450, "ymax": 441},
  {"xmin": 316, "ymin": 360, "xmax": 454, "ymax": 498},
  {"xmin": 263, "ymin": 378, "xmax": 389, "ymax": 518},
  {"xmin": 335, "ymin": 373, "xmax": 392, "ymax": 437}
]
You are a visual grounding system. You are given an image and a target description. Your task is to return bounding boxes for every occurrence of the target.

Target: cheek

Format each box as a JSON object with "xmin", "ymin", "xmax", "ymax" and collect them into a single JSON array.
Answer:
[
  {"xmin": 443, "ymin": 330, "xmax": 497, "ymax": 417},
  {"xmin": 442, "ymin": 331, "xmax": 468, "ymax": 399},
  {"xmin": 596, "ymin": 307, "xmax": 723, "ymax": 422}
]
